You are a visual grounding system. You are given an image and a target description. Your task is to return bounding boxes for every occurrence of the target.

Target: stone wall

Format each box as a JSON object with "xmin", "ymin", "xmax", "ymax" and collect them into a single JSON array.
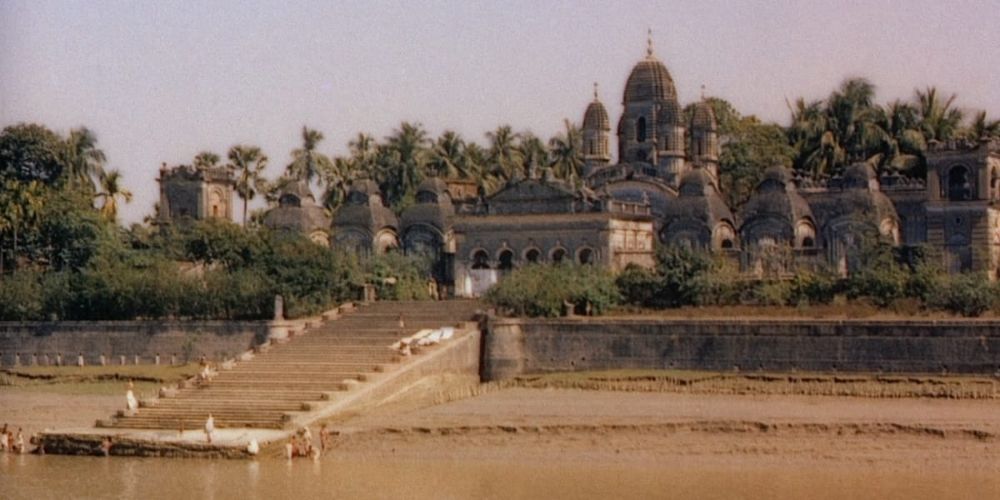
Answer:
[
  {"xmin": 0, "ymin": 321, "xmax": 271, "ymax": 366},
  {"xmin": 482, "ymin": 316, "xmax": 1000, "ymax": 380}
]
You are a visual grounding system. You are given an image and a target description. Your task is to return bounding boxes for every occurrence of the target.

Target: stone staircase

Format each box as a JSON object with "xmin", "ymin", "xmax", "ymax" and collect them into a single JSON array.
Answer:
[{"xmin": 101, "ymin": 300, "xmax": 482, "ymax": 432}]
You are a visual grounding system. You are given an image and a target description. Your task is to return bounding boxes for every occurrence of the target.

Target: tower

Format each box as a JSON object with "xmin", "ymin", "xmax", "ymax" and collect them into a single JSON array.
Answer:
[
  {"xmin": 157, "ymin": 163, "xmax": 234, "ymax": 225},
  {"xmin": 581, "ymin": 83, "xmax": 611, "ymax": 177},
  {"xmin": 689, "ymin": 98, "xmax": 720, "ymax": 179},
  {"xmin": 617, "ymin": 31, "xmax": 686, "ymax": 185}
]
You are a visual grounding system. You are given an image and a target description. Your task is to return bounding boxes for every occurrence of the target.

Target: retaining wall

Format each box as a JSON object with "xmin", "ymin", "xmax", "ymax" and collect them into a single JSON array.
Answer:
[
  {"xmin": 0, "ymin": 321, "xmax": 271, "ymax": 366},
  {"xmin": 482, "ymin": 316, "xmax": 1000, "ymax": 380}
]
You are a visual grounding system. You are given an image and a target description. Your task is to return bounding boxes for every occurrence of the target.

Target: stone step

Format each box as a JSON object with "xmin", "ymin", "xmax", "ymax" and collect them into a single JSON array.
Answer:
[
  {"xmin": 108, "ymin": 417, "xmax": 286, "ymax": 430},
  {"xmin": 175, "ymin": 390, "xmax": 331, "ymax": 401},
  {"xmin": 150, "ymin": 400, "xmax": 307, "ymax": 411},
  {"xmin": 227, "ymin": 364, "xmax": 381, "ymax": 373}
]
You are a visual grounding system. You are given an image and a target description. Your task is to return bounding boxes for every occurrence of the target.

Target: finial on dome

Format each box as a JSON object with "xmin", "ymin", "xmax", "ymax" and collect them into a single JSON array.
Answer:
[
  {"xmin": 646, "ymin": 28, "xmax": 654, "ymax": 57},
  {"xmin": 701, "ymin": 84, "xmax": 706, "ymax": 99},
  {"xmin": 593, "ymin": 82, "xmax": 599, "ymax": 101}
]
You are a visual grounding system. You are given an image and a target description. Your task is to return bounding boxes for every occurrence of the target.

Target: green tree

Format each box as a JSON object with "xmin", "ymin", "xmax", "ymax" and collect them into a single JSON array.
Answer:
[
  {"xmin": 95, "ymin": 170, "xmax": 133, "ymax": 221},
  {"xmin": 193, "ymin": 150, "xmax": 221, "ymax": 169},
  {"xmin": 548, "ymin": 120, "xmax": 583, "ymax": 182},
  {"xmin": 0, "ymin": 123, "xmax": 65, "ymax": 185},
  {"xmin": 963, "ymin": 110, "xmax": 1000, "ymax": 140},
  {"xmin": 486, "ymin": 125, "xmax": 522, "ymax": 183},
  {"xmin": 915, "ymin": 86, "xmax": 964, "ymax": 142},
  {"xmin": 516, "ymin": 132, "xmax": 548, "ymax": 176},
  {"xmin": 0, "ymin": 179, "xmax": 47, "ymax": 272},
  {"xmin": 429, "ymin": 130, "xmax": 470, "ymax": 178},
  {"xmin": 226, "ymin": 144, "xmax": 268, "ymax": 226},
  {"xmin": 61, "ymin": 127, "xmax": 106, "ymax": 192},
  {"xmin": 380, "ymin": 122, "xmax": 429, "ymax": 209},
  {"xmin": 286, "ymin": 126, "xmax": 333, "ymax": 185}
]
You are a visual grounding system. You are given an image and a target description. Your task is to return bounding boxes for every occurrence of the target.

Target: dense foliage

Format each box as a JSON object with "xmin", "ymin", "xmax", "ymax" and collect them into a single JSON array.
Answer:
[{"xmin": 485, "ymin": 264, "xmax": 620, "ymax": 318}]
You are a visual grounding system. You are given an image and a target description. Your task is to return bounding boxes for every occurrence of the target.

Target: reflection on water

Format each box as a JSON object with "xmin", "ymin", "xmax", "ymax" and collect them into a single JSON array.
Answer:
[{"xmin": 2, "ymin": 453, "xmax": 999, "ymax": 500}]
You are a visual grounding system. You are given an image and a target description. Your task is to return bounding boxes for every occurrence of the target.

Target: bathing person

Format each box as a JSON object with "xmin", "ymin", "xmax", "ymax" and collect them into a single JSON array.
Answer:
[
  {"xmin": 319, "ymin": 423, "xmax": 331, "ymax": 452},
  {"xmin": 14, "ymin": 428, "xmax": 24, "ymax": 454},
  {"xmin": 100, "ymin": 436, "xmax": 112, "ymax": 456}
]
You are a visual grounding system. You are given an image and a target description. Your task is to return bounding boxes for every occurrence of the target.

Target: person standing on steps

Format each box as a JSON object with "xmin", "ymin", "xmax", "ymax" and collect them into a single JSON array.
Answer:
[
  {"xmin": 204, "ymin": 413, "xmax": 215, "ymax": 443},
  {"xmin": 125, "ymin": 380, "xmax": 138, "ymax": 413}
]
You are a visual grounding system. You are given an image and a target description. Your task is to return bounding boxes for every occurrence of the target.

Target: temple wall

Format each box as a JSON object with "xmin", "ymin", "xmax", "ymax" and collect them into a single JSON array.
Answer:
[{"xmin": 482, "ymin": 316, "xmax": 1000, "ymax": 380}]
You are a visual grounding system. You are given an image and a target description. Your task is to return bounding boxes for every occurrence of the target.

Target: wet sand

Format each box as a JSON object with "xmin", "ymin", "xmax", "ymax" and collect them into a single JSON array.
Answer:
[
  {"xmin": 331, "ymin": 385, "xmax": 1000, "ymax": 472},
  {"xmin": 0, "ymin": 389, "xmax": 121, "ymax": 438}
]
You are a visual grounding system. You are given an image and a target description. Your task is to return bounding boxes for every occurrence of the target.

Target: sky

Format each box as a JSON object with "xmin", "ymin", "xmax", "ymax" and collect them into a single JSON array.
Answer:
[{"xmin": 2, "ymin": 0, "xmax": 999, "ymax": 225}]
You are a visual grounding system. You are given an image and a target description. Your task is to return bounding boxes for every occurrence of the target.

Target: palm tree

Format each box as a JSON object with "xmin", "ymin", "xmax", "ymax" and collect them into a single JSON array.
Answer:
[
  {"xmin": 787, "ymin": 79, "xmax": 887, "ymax": 179},
  {"xmin": 516, "ymin": 132, "xmax": 548, "ymax": 177},
  {"xmin": 193, "ymin": 151, "xmax": 221, "ymax": 169},
  {"xmin": 486, "ymin": 125, "xmax": 522, "ymax": 182},
  {"xmin": 548, "ymin": 120, "xmax": 583, "ymax": 182},
  {"xmin": 381, "ymin": 122, "xmax": 429, "ymax": 207},
  {"xmin": 226, "ymin": 145, "xmax": 268, "ymax": 226},
  {"xmin": 62, "ymin": 127, "xmax": 106, "ymax": 192},
  {"xmin": 915, "ymin": 87, "xmax": 964, "ymax": 142},
  {"xmin": 965, "ymin": 110, "xmax": 1000, "ymax": 140},
  {"xmin": 0, "ymin": 179, "xmax": 45, "ymax": 272},
  {"xmin": 348, "ymin": 132, "xmax": 378, "ymax": 177},
  {"xmin": 286, "ymin": 126, "xmax": 333, "ymax": 185},
  {"xmin": 319, "ymin": 157, "xmax": 357, "ymax": 211},
  {"xmin": 429, "ymin": 131, "xmax": 469, "ymax": 178},
  {"xmin": 96, "ymin": 170, "xmax": 133, "ymax": 221}
]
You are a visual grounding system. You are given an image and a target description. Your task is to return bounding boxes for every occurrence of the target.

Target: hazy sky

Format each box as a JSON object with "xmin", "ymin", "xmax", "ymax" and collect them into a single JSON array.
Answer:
[{"xmin": 2, "ymin": 0, "xmax": 999, "ymax": 224}]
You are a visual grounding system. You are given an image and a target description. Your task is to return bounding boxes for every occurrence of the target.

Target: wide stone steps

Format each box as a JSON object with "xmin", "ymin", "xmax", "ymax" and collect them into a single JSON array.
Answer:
[{"xmin": 105, "ymin": 300, "xmax": 481, "ymax": 432}]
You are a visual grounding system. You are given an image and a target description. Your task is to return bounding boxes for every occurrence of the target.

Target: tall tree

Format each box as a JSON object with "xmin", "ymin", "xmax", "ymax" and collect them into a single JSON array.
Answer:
[
  {"xmin": 381, "ymin": 122, "xmax": 429, "ymax": 208},
  {"xmin": 429, "ymin": 130, "xmax": 469, "ymax": 178},
  {"xmin": 62, "ymin": 127, "xmax": 106, "ymax": 191},
  {"xmin": 547, "ymin": 120, "xmax": 583, "ymax": 182},
  {"xmin": 227, "ymin": 145, "xmax": 268, "ymax": 226},
  {"xmin": 0, "ymin": 179, "xmax": 46, "ymax": 271},
  {"xmin": 486, "ymin": 125, "xmax": 522, "ymax": 182},
  {"xmin": 286, "ymin": 126, "xmax": 333, "ymax": 184},
  {"xmin": 516, "ymin": 132, "xmax": 548, "ymax": 177},
  {"xmin": 95, "ymin": 170, "xmax": 133, "ymax": 221},
  {"xmin": 0, "ymin": 123, "xmax": 65, "ymax": 185},
  {"xmin": 193, "ymin": 151, "xmax": 221, "ymax": 169},
  {"xmin": 915, "ymin": 87, "xmax": 964, "ymax": 142},
  {"xmin": 348, "ymin": 132, "xmax": 378, "ymax": 177},
  {"xmin": 964, "ymin": 110, "xmax": 1000, "ymax": 140}
]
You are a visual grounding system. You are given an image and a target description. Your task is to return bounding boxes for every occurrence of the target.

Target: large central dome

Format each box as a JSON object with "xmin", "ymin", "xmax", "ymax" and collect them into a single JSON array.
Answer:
[{"xmin": 623, "ymin": 55, "xmax": 677, "ymax": 104}]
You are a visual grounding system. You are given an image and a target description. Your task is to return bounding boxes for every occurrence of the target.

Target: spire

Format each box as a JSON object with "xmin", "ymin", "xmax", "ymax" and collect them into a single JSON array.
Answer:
[
  {"xmin": 700, "ymin": 84, "xmax": 706, "ymax": 100},
  {"xmin": 593, "ymin": 82, "xmax": 599, "ymax": 101},
  {"xmin": 646, "ymin": 28, "xmax": 654, "ymax": 57}
]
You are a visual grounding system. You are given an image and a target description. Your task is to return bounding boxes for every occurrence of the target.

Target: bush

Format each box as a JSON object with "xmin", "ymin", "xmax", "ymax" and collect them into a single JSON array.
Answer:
[
  {"xmin": 789, "ymin": 271, "xmax": 839, "ymax": 305},
  {"xmin": 616, "ymin": 264, "xmax": 660, "ymax": 307},
  {"xmin": 0, "ymin": 271, "xmax": 45, "ymax": 320},
  {"xmin": 486, "ymin": 264, "xmax": 619, "ymax": 317},
  {"xmin": 927, "ymin": 273, "xmax": 995, "ymax": 317},
  {"xmin": 366, "ymin": 252, "xmax": 432, "ymax": 301}
]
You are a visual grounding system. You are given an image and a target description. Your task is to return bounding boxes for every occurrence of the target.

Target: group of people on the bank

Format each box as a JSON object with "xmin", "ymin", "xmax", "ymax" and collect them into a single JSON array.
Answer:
[
  {"xmin": 0, "ymin": 424, "xmax": 25, "ymax": 454},
  {"xmin": 284, "ymin": 423, "xmax": 332, "ymax": 460}
]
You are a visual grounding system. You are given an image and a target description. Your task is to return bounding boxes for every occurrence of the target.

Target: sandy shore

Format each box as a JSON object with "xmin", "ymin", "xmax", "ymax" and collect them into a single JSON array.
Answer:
[
  {"xmin": 326, "ymin": 381, "xmax": 1000, "ymax": 471},
  {"xmin": 4, "ymin": 375, "xmax": 1000, "ymax": 472},
  {"xmin": 0, "ymin": 388, "xmax": 121, "ymax": 439}
]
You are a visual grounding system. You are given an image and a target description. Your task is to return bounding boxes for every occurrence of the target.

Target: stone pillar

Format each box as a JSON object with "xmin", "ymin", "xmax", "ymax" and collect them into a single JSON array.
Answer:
[
  {"xmin": 99, "ymin": 354, "xmax": 107, "ymax": 366},
  {"xmin": 15, "ymin": 353, "xmax": 21, "ymax": 366},
  {"xmin": 481, "ymin": 318, "xmax": 526, "ymax": 381},
  {"xmin": 56, "ymin": 353, "xmax": 62, "ymax": 366},
  {"xmin": 274, "ymin": 295, "xmax": 284, "ymax": 321},
  {"xmin": 134, "ymin": 355, "xmax": 140, "ymax": 365},
  {"xmin": 120, "ymin": 355, "xmax": 126, "ymax": 366},
  {"xmin": 154, "ymin": 353, "xmax": 160, "ymax": 366}
]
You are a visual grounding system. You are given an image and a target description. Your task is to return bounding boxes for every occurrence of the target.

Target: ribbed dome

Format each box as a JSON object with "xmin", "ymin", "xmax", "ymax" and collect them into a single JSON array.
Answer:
[
  {"xmin": 690, "ymin": 101, "xmax": 718, "ymax": 131},
  {"xmin": 583, "ymin": 100, "xmax": 610, "ymax": 131},
  {"xmin": 623, "ymin": 56, "xmax": 678, "ymax": 104}
]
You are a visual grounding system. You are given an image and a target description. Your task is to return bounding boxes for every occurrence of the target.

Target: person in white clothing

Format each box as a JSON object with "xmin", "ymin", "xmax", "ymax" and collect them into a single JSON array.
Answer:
[{"xmin": 204, "ymin": 414, "xmax": 215, "ymax": 443}]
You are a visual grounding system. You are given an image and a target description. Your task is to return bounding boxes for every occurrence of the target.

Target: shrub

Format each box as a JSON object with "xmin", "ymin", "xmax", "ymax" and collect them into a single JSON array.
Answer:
[
  {"xmin": 486, "ymin": 264, "xmax": 619, "ymax": 317},
  {"xmin": 616, "ymin": 264, "xmax": 660, "ymax": 307},
  {"xmin": 0, "ymin": 271, "xmax": 44, "ymax": 320},
  {"xmin": 789, "ymin": 271, "xmax": 839, "ymax": 306},
  {"xmin": 366, "ymin": 252, "xmax": 433, "ymax": 301},
  {"xmin": 927, "ymin": 273, "xmax": 995, "ymax": 317}
]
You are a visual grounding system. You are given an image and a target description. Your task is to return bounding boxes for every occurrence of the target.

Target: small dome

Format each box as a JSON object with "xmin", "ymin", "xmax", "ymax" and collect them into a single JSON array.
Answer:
[
  {"xmin": 583, "ymin": 100, "xmax": 610, "ymax": 131},
  {"xmin": 416, "ymin": 176, "xmax": 449, "ymax": 197},
  {"xmin": 690, "ymin": 101, "xmax": 718, "ymax": 132},
  {"xmin": 623, "ymin": 56, "xmax": 678, "ymax": 104},
  {"xmin": 678, "ymin": 168, "xmax": 716, "ymax": 197},
  {"xmin": 277, "ymin": 180, "xmax": 315, "ymax": 207}
]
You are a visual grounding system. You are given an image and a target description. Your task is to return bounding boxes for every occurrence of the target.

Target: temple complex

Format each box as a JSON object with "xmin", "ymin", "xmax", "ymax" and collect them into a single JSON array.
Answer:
[{"xmin": 156, "ymin": 37, "xmax": 1000, "ymax": 296}]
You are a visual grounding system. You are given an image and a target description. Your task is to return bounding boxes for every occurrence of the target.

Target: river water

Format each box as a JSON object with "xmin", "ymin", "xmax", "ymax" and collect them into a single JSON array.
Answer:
[{"xmin": 2, "ymin": 453, "xmax": 998, "ymax": 499}]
